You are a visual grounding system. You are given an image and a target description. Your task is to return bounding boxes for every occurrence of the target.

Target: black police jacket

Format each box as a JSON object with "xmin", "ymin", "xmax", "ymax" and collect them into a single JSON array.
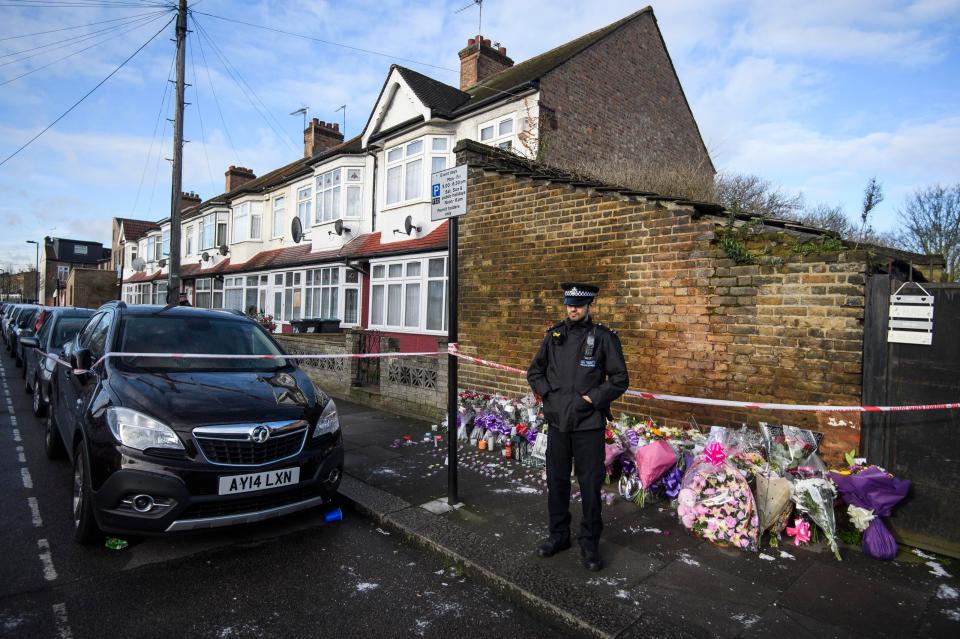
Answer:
[{"xmin": 527, "ymin": 316, "xmax": 629, "ymax": 432}]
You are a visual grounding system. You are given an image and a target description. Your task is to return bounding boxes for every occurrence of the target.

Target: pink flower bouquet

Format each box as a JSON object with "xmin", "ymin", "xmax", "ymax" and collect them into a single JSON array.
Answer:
[{"xmin": 677, "ymin": 449, "xmax": 760, "ymax": 552}]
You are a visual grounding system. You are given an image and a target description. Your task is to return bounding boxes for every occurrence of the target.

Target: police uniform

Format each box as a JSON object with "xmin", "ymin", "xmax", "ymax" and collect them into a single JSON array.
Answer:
[{"xmin": 527, "ymin": 283, "xmax": 628, "ymax": 571}]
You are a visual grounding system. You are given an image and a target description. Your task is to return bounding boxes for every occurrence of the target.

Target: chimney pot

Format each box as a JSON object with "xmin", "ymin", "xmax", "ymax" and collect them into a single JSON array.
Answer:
[
  {"xmin": 498, "ymin": 46, "xmax": 506, "ymax": 55},
  {"xmin": 482, "ymin": 38, "xmax": 491, "ymax": 46},
  {"xmin": 459, "ymin": 35, "xmax": 514, "ymax": 90},
  {"xmin": 311, "ymin": 117, "xmax": 319, "ymax": 125},
  {"xmin": 303, "ymin": 116, "xmax": 344, "ymax": 157},
  {"xmin": 333, "ymin": 123, "xmax": 339, "ymax": 131},
  {"xmin": 467, "ymin": 37, "xmax": 476, "ymax": 46}
]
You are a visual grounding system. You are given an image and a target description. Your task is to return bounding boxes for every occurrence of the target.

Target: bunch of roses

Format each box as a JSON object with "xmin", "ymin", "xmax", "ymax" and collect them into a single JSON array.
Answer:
[{"xmin": 677, "ymin": 460, "xmax": 760, "ymax": 551}]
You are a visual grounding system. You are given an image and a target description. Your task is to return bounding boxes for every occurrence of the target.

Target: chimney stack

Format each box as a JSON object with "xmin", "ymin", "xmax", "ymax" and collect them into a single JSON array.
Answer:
[
  {"xmin": 225, "ymin": 166, "xmax": 256, "ymax": 192},
  {"xmin": 458, "ymin": 34, "xmax": 514, "ymax": 91},
  {"xmin": 304, "ymin": 117, "xmax": 345, "ymax": 158},
  {"xmin": 179, "ymin": 191, "xmax": 201, "ymax": 213}
]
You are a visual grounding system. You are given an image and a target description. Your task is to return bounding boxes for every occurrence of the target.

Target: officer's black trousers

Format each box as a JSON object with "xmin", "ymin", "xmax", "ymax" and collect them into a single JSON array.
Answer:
[{"xmin": 546, "ymin": 425, "xmax": 605, "ymax": 550}]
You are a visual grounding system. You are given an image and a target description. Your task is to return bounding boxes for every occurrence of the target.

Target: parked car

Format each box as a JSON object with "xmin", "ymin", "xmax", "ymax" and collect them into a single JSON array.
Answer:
[
  {"xmin": 22, "ymin": 307, "xmax": 95, "ymax": 417},
  {"xmin": 46, "ymin": 301, "xmax": 343, "ymax": 543},
  {"xmin": 14, "ymin": 306, "xmax": 51, "ymax": 371},
  {"xmin": 9, "ymin": 305, "xmax": 41, "ymax": 364},
  {"xmin": 2, "ymin": 304, "xmax": 27, "ymax": 345}
]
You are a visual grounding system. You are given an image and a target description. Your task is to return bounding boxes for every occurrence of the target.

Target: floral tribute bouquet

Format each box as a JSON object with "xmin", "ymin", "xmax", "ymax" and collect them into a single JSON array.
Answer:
[
  {"xmin": 760, "ymin": 424, "xmax": 824, "ymax": 477},
  {"xmin": 754, "ymin": 471, "xmax": 795, "ymax": 546},
  {"xmin": 791, "ymin": 477, "xmax": 841, "ymax": 561},
  {"xmin": 677, "ymin": 436, "xmax": 760, "ymax": 551},
  {"xmin": 830, "ymin": 465, "xmax": 911, "ymax": 561}
]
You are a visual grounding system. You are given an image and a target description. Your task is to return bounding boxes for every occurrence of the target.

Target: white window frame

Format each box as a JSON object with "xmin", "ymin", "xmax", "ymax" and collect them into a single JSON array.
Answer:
[
  {"xmin": 194, "ymin": 277, "xmax": 223, "ymax": 309},
  {"xmin": 368, "ymin": 254, "xmax": 448, "ymax": 334},
  {"xmin": 315, "ymin": 168, "xmax": 341, "ymax": 224},
  {"xmin": 200, "ymin": 214, "xmax": 215, "ymax": 251},
  {"xmin": 304, "ymin": 266, "xmax": 340, "ymax": 319},
  {"xmin": 478, "ymin": 115, "xmax": 516, "ymax": 151},
  {"xmin": 232, "ymin": 202, "xmax": 260, "ymax": 243},
  {"xmin": 185, "ymin": 225, "xmax": 194, "ymax": 256},
  {"xmin": 161, "ymin": 229, "xmax": 170, "ymax": 257},
  {"xmin": 384, "ymin": 138, "xmax": 425, "ymax": 207},
  {"xmin": 272, "ymin": 195, "xmax": 286, "ymax": 239},
  {"xmin": 343, "ymin": 267, "xmax": 361, "ymax": 326},
  {"xmin": 146, "ymin": 235, "xmax": 156, "ymax": 262},
  {"xmin": 297, "ymin": 186, "xmax": 312, "ymax": 227}
]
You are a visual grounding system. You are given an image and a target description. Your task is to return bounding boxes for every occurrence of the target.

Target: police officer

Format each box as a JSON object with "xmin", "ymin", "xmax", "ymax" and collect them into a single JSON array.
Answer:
[{"xmin": 527, "ymin": 283, "xmax": 628, "ymax": 571}]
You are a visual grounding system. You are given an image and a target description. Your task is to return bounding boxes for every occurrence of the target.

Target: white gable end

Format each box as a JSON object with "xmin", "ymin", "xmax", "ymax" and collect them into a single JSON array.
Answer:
[{"xmin": 361, "ymin": 69, "xmax": 431, "ymax": 147}]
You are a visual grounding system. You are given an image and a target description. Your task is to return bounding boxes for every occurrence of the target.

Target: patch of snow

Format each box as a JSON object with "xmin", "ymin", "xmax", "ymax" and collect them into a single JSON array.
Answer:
[
  {"xmin": 356, "ymin": 582, "xmax": 379, "ymax": 592},
  {"xmin": 615, "ymin": 589, "xmax": 632, "ymax": 600},
  {"xmin": 375, "ymin": 527, "xmax": 390, "ymax": 535},
  {"xmin": 642, "ymin": 527, "xmax": 662, "ymax": 534},
  {"xmin": 912, "ymin": 548, "xmax": 937, "ymax": 560},
  {"xmin": 779, "ymin": 551, "xmax": 795, "ymax": 560},
  {"xmin": 937, "ymin": 585, "xmax": 958, "ymax": 600},
  {"xmin": 491, "ymin": 486, "xmax": 541, "ymax": 495},
  {"xmin": 758, "ymin": 553, "xmax": 775, "ymax": 561},
  {"xmin": 586, "ymin": 576, "xmax": 627, "ymax": 586},
  {"xmin": 678, "ymin": 553, "xmax": 701, "ymax": 567},
  {"xmin": 927, "ymin": 562, "xmax": 953, "ymax": 578},
  {"xmin": 732, "ymin": 613, "xmax": 761, "ymax": 628},
  {"xmin": 945, "ymin": 609, "xmax": 960, "ymax": 622}
]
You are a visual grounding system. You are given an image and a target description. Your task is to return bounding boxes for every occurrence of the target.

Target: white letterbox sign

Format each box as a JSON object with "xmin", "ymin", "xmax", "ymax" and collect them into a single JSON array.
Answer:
[{"xmin": 887, "ymin": 283, "xmax": 934, "ymax": 346}]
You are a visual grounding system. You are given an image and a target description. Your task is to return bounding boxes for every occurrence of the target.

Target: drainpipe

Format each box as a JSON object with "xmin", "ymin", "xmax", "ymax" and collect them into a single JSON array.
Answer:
[{"xmin": 367, "ymin": 149, "xmax": 379, "ymax": 234}]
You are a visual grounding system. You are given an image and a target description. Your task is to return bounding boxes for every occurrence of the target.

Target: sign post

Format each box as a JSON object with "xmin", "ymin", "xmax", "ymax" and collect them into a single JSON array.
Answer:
[{"xmin": 432, "ymin": 165, "xmax": 468, "ymax": 506}]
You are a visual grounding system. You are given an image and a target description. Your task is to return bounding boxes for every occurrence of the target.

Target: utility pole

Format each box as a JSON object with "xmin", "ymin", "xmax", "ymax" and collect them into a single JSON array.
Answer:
[{"xmin": 167, "ymin": 0, "xmax": 188, "ymax": 302}]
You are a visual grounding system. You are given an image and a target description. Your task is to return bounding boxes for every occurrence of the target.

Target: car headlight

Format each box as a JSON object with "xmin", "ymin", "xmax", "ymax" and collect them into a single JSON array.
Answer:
[
  {"xmin": 106, "ymin": 407, "xmax": 184, "ymax": 450},
  {"xmin": 314, "ymin": 398, "xmax": 340, "ymax": 438}
]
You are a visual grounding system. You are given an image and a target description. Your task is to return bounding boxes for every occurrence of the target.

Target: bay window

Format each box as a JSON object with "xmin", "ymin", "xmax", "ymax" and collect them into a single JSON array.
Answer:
[
  {"xmin": 194, "ymin": 278, "xmax": 223, "ymax": 309},
  {"xmin": 161, "ymin": 229, "xmax": 170, "ymax": 257},
  {"xmin": 430, "ymin": 136, "xmax": 451, "ymax": 176},
  {"xmin": 146, "ymin": 236, "xmax": 155, "ymax": 262},
  {"xmin": 154, "ymin": 235, "xmax": 163, "ymax": 261},
  {"xmin": 200, "ymin": 214, "xmax": 215, "ymax": 250},
  {"xmin": 315, "ymin": 169, "xmax": 341, "ymax": 224},
  {"xmin": 369, "ymin": 255, "xmax": 447, "ymax": 332},
  {"xmin": 305, "ymin": 266, "xmax": 339, "ymax": 318},
  {"xmin": 272, "ymin": 195, "xmax": 285, "ymax": 238},
  {"xmin": 224, "ymin": 276, "xmax": 244, "ymax": 311},
  {"xmin": 385, "ymin": 139, "xmax": 424, "ymax": 205}
]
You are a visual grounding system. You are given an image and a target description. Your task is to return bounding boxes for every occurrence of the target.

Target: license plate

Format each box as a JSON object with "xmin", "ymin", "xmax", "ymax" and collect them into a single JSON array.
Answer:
[{"xmin": 218, "ymin": 467, "xmax": 300, "ymax": 495}]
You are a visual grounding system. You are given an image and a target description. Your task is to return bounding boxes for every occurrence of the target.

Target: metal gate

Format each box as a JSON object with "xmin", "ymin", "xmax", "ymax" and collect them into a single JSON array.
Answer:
[
  {"xmin": 862, "ymin": 275, "xmax": 960, "ymax": 557},
  {"xmin": 353, "ymin": 330, "xmax": 382, "ymax": 387}
]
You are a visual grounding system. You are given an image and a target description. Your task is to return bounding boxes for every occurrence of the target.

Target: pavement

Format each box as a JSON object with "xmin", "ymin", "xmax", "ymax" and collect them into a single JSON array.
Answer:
[{"xmin": 335, "ymin": 397, "xmax": 960, "ymax": 639}]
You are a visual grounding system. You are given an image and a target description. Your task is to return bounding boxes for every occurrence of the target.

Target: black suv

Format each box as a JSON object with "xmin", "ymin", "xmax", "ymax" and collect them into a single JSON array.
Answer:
[{"xmin": 47, "ymin": 301, "xmax": 343, "ymax": 543}]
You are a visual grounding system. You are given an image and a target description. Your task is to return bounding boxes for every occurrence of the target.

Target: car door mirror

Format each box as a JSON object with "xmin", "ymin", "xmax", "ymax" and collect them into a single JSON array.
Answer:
[{"xmin": 72, "ymin": 348, "xmax": 92, "ymax": 373}]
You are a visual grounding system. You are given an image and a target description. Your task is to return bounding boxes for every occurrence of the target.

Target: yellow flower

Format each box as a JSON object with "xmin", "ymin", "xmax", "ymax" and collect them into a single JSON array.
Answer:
[{"xmin": 651, "ymin": 427, "xmax": 664, "ymax": 438}]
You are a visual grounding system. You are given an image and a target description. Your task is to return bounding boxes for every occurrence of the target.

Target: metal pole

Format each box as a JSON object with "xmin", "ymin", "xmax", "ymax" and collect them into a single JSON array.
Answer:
[
  {"xmin": 34, "ymin": 241, "xmax": 39, "ymax": 302},
  {"xmin": 447, "ymin": 216, "xmax": 459, "ymax": 505},
  {"xmin": 167, "ymin": 0, "xmax": 187, "ymax": 302},
  {"xmin": 117, "ymin": 240, "xmax": 125, "ymax": 301}
]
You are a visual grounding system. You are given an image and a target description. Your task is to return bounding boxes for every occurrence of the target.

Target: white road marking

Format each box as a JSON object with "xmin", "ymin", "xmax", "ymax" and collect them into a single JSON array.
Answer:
[
  {"xmin": 12, "ymin": 428, "xmax": 21, "ymax": 442},
  {"xmin": 52, "ymin": 603, "xmax": 73, "ymax": 639},
  {"xmin": 37, "ymin": 539, "xmax": 58, "ymax": 581},
  {"xmin": 21, "ymin": 467, "xmax": 33, "ymax": 488},
  {"xmin": 17, "ymin": 445, "xmax": 26, "ymax": 463},
  {"xmin": 27, "ymin": 497, "xmax": 43, "ymax": 527}
]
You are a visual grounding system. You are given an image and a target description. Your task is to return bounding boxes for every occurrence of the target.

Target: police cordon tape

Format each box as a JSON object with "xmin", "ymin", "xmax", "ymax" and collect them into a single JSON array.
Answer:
[
  {"xmin": 43, "ymin": 346, "xmax": 959, "ymax": 413},
  {"xmin": 442, "ymin": 344, "xmax": 960, "ymax": 414}
]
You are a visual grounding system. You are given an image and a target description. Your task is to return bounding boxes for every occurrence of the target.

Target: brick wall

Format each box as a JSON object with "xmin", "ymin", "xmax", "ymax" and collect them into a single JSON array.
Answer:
[
  {"xmin": 538, "ymin": 10, "xmax": 713, "ymax": 176},
  {"xmin": 66, "ymin": 269, "xmax": 117, "ymax": 309},
  {"xmin": 456, "ymin": 166, "xmax": 867, "ymax": 463}
]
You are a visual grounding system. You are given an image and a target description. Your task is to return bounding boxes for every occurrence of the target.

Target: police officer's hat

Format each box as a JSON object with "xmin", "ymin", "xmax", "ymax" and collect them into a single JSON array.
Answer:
[{"xmin": 560, "ymin": 282, "xmax": 599, "ymax": 306}]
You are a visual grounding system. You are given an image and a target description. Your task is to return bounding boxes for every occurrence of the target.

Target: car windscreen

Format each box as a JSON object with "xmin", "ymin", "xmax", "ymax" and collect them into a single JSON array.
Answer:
[
  {"xmin": 116, "ymin": 315, "xmax": 288, "ymax": 371},
  {"xmin": 51, "ymin": 316, "xmax": 92, "ymax": 349}
]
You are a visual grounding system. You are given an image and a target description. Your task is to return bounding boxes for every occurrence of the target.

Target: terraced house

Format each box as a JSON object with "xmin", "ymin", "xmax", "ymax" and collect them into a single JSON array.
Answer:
[{"xmin": 114, "ymin": 7, "xmax": 712, "ymax": 349}]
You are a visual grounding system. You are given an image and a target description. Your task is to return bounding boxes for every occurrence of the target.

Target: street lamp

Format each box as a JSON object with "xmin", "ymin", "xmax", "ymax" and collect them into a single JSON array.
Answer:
[{"xmin": 26, "ymin": 240, "xmax": 39, "ymax": 303}]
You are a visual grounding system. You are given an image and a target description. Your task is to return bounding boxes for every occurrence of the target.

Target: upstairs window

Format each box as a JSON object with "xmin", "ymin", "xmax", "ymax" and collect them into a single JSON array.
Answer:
[
  {"xmin": 162, "ymin": 229, "xmax": 170, "ymax": 257},
  {"xmin": 297, "ymin": 186, "xmax": 312, "ymax": 226},
  {"xmin": 200, "ymin": 214, "xmax": 215, "ymax": 250},
  {"xmin": 478, "ymin": 115, "xmax": 515, "ymax": 151},
  {"xmin": 385, "ymin": 139, "xmax": 423, "ymax": 205},
  {"xmin": 146, "ymin": 236, "xmax": 156, "ymax": 262},
  {"xmin": 154, "ymin": 236, "xmax": 162, "ymax": 261},
  {"xmin": 272, "ymin": 195, "xmax": 285, "ymax": 238},
  {"xmin": 232, "ymin": 203, "xmax": 260, "ymax": 242},
  {"xmin": 315, "ymin": 168, "xmax": 341, "ymax": 224},
  {"xmin": 185, "ymin": 225, "xmax": 194, "ymax": 256}
]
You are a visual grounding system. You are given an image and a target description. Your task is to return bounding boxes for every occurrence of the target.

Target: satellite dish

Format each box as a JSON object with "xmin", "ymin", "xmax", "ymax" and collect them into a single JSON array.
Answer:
[
  {"xmin": 404, "ymin": 215, "xmax": 421, "ymax": 235},
  {"xmin": 218, "ymin": 244, "xmax": 230, "ymax": 256},
  {"xmin": 158, "ymin": 259, "xmax": 167, "ymax": 268},
  {"xmin": 334, "ymin": 219, "xmax": 352, "ymax": 236},
  {"xmin": 132, "ymin": 257, "xmax": 146, "ymax": 272},
  {"xmin": 291, "ymin": 217, "xmax": 303, "ymax": 243},
  {"xmin": 201, "ymin": 252, "xmax": 211, "ymax": 262}
]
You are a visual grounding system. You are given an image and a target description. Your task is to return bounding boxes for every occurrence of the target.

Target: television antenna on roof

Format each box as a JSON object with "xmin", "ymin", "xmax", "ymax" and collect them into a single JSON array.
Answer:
[
  {"xmin": 290, "ymin": 106, "xmax": 309, "ymax": 130},
  {"xmin": 456, "ymin": 0, "xmax": 483, "ymax": 37}
]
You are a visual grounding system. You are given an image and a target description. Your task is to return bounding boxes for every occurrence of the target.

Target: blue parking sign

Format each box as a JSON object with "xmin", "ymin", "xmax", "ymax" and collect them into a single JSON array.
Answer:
[{"xmin": 432, "ymin": 183, "xmax": 441, "ymax": 198}]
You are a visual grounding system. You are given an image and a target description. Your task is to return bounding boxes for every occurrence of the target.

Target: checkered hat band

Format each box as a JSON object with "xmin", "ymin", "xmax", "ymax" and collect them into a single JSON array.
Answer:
[{"xmin": 564, "ymin": 288, "xmax": 593, "ymax": 297}]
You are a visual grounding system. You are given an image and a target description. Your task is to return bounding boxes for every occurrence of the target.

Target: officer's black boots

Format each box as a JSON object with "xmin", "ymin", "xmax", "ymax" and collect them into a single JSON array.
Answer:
[
  {"xmin": 536, "ymin": 537, "xmax": 571, "ymax": 558},
  {"xmin": 580, "ymin": 546, "xmax": 603, "ymax": 571}
]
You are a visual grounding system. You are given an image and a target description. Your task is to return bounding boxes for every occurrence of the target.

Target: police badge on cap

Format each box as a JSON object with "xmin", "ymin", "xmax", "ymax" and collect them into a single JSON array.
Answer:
[{"xmin": 560, "ymin": 282, "xmax": 599, "ymax": 306}]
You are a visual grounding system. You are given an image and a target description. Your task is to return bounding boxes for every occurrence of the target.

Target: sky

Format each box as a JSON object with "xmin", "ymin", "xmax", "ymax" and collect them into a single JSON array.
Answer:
[{"xmin": 0, "ymin": 0, "xmax": 958, "ymax": 269}]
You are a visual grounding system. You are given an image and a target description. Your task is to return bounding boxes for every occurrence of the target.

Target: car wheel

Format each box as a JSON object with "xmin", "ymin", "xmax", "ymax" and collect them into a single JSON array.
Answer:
[
  {"xmin": 44, "ymin": 407, "xmax": 65, "ymax": 460},
  {"xmin": 72, "ymin": 441, "xmax": 101, "ymax": 544},
  {"xmin": 32, "ymin": 378, "xmax": 46, "ymax": 418}
]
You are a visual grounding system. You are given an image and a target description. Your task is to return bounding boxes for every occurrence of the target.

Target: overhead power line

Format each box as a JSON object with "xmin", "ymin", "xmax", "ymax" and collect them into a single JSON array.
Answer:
[
  {"xmin": 191, "ymin": 9, "xmax": 458, "ymax": 73},
  {"xmin": 0, "ymin": 9, "xmax": 166, "ymax": 42},
  {"xmin": 191, "ymin": 13, "xmax": 240, "ymax": 167},
  {"xmin": 0, "ymin": 10, "xmax": 171, "ymax": 87},
  {"xmin": 131, "ymin": 48, "xmax": 176, "ymax": 217},
  {"xmin": 0, "ymin": 14, "xmax": 175, "ymax": 169}
]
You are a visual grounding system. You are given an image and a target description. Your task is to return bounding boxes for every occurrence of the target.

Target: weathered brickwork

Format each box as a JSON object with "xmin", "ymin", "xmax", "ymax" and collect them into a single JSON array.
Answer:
[
  {"xmin": 538, "ymin": 10, "xmax": 713, "ymax": 176},
  {"xmin": 457, "ymin": 168, "xmax": 867, "ymax": 461}
]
